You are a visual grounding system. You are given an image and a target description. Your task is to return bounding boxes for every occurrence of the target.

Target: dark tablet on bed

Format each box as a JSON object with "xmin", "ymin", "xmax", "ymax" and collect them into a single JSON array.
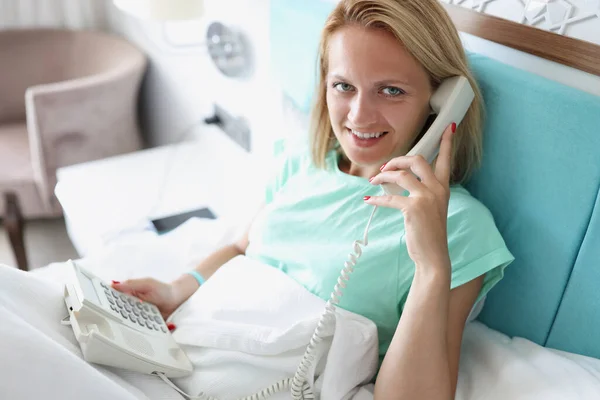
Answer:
[{"xmin": 151, "ymin": 207, "xmax": 216, "ymax": 233}]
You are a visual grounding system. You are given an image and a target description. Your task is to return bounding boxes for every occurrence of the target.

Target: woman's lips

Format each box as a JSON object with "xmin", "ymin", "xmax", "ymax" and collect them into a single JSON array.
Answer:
[{"xmin": 347, "ymin": 128, "xmax": 388, "ymax": 148}]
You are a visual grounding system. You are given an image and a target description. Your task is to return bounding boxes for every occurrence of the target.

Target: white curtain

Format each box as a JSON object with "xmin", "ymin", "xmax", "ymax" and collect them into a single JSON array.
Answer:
[{"xmin": 0, "ymin": 0, "xmax": 110, "ymax": 30}]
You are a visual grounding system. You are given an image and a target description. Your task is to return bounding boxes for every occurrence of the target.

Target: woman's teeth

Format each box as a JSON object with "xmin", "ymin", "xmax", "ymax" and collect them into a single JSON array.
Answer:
[{"xmin": 350, "ymin": 129, "xmax": 387, "ymax": 139}]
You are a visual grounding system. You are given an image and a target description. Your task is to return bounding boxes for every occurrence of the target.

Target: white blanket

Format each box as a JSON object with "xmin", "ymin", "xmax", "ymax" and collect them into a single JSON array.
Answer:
[
  {"xmin": 0, "ymin": 265, "xmax": 185, "ymax": 400},
  {"xmin": 2, "ymin": 219, "xmax": 600, "ymax": 400},
  {"xmin": 168, "ymin": 255, "xmax": 379, "ymax": 400},
  {"xmin": 1, "ymin": 255, "xmax": 377, "ymax": 400}
]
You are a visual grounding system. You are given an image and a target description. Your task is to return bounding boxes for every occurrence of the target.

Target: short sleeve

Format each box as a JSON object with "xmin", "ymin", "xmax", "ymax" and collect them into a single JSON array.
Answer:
[
  {"xmin": 446, "ymin": 188, "xmax": 515, "ymax": 304},
  {"xmin": 264, "ymin": 137, "xmax": 306, "ymax": 205}
]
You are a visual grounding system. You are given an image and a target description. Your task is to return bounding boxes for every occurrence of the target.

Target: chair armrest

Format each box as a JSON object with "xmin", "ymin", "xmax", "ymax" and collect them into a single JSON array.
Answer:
[{"xmin": 25, "ymin": 59, "xmax": 147, "ymax": 209}]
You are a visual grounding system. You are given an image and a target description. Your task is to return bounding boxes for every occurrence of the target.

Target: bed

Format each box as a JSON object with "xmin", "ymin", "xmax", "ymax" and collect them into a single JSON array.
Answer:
[{"xmin": 2, "ymin": 1, "xmax": 600, "ymax": 399}]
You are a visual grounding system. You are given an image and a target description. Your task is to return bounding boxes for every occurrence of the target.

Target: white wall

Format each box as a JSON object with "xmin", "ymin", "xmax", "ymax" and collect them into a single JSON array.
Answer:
[{"xmin": 106, "ymin": 0, "xmax": 277, "ymax": 160}]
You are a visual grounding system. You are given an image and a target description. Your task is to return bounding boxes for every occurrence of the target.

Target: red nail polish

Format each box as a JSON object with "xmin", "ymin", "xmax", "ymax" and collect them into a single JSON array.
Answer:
[
  {"xmin": 451, "ymin": 122, "xmax": 457, "ymax": 133},
  {"xmin": 111, "ymin": 280, "xmax": 120, "ymax": 285},
  {"xmin": 363, "ymin": 196, "xmax": 371, "ymax": 201},
  {"xmin": 380, "ymin": 163, "xmax": 387, "ymax": 171},
  {"xmin": 167, "ymin": 323, "xmax": 176, "ymax": 331},
  {"xmin": 369, "ymin": 177, "xmax": 374, "ymax": 182}
]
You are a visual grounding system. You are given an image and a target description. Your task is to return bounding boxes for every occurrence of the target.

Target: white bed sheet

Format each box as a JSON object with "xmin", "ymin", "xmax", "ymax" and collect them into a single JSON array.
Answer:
[{"xmin": 2, "ymin": 217, "xmax": 599, "ymax": 399}]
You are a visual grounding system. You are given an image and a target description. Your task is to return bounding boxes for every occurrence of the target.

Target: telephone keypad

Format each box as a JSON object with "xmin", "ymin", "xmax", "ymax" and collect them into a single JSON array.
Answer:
[{"xmin": 102, "ymin": 287, "xmax": 167, "ymax": 335}]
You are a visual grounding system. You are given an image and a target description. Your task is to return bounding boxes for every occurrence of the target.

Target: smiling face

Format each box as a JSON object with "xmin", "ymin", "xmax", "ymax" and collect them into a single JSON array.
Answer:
[{"xmin": 326, "ymin": 25, "xmax": 434, "ymax": 177}]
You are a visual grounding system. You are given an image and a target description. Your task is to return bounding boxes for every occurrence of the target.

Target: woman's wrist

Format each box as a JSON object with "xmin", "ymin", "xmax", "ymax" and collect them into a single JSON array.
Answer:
[{"xmin": 171, "ymin": 273, "xmax": 201, "ymax": 304}]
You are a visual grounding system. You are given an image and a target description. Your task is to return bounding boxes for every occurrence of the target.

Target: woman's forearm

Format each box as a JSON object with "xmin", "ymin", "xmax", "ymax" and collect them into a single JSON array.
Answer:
[
  {"xmin": 374, "ymin": 266, "xmax": 452, "ymax": 400},
  {"xmin": 171, "ymin": 243, "xmax": 245, "ymax": 304}
]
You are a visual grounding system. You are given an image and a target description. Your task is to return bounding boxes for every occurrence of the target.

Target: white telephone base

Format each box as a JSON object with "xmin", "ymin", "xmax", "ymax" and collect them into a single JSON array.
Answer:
[{"xmin": 63, "ymin": 260, "xmax": 193, "ymax": 378}]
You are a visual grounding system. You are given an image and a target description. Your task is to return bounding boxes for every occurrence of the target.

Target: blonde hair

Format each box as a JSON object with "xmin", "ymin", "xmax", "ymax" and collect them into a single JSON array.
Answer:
[{"xmin": 309, "ymin": 0, "xmax": 484, "ymax": 184}]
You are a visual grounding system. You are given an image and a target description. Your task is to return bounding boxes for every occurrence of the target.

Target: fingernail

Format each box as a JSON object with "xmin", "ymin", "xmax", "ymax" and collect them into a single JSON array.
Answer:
[
  {"xmin": 451, "ymin": 122, "xmax": 457, "ymax": 133},
  {"xmin": 111, "ymin": 280, "xmax": 120, "ymax": 285},
  {"xmin": 363, "ymin": 196, "xmax": 371, "ymax": 201},
  {"xmin": 167, "ymin": 323, "xmax": 176, "ymax": 331},
  {"xmin": 369, "ymin": 177, "xmax": 375, "ymax": 183},
  {"xmin": 380, "ymin": 163, "xmax": 387, "ymax": 171}
]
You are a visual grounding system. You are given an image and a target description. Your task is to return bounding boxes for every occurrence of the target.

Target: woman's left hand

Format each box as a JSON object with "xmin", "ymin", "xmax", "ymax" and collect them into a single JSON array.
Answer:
[{"xmin": 365, "ymin": 123, "xmax": 456, "ymax": 270}]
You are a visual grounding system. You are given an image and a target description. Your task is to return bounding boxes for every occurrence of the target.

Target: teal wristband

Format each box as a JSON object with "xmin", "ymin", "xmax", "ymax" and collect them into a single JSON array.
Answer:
[{"xmin": 186, "ymin": 271, "xmax": 206, "ymax": 286}]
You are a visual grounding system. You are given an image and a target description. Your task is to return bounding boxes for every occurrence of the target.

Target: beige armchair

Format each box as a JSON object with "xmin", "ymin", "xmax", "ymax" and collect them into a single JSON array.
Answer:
[
  {"xmin": 0, "ymin": 28, "xmax": 147, "ymax": 270},
  {"xmin": 0, "ymin": 28, "xmax": 147, "ymax": 219}
]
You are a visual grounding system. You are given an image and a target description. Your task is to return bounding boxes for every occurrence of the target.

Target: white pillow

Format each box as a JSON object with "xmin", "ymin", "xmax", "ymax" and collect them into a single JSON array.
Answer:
[{"xmin": 457, "ymin": 321, "xmax": 600, "ymax": 400}]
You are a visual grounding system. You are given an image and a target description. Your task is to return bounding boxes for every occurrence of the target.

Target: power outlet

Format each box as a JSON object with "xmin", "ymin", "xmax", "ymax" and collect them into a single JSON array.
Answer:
[{"xmin": 205, "ymin": 104, "xmax": 251, "ymax": 152}]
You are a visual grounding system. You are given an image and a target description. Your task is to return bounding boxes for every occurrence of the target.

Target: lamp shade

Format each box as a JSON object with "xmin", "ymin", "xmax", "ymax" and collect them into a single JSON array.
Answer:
[{"xmin": 113, "ymin": 0, "xmax": 204, "ymax": 21}]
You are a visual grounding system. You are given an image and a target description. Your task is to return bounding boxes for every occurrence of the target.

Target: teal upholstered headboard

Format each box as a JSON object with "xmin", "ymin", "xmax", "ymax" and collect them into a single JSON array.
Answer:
[{"xmin": 270, "ymin": 0, "xmax": 600, "ymax": 359}]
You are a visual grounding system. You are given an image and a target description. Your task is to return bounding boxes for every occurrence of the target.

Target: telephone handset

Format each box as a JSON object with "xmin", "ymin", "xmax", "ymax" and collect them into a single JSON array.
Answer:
[{"xmin": 381, "ymin": 75, "xmax": 475, "ymax": 196}]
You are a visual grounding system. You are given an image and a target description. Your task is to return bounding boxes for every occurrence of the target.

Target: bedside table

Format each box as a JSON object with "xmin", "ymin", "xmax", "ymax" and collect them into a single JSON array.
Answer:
[{"xmin": 55, "ymin": 127, "xmax": 266, "ymax": 257}]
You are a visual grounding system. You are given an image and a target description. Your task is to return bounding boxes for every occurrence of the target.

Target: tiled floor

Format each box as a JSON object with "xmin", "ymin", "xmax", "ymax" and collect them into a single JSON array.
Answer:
[{"xmin": 0, "ymin": 217, "xmax": 79, "ymax": 270}]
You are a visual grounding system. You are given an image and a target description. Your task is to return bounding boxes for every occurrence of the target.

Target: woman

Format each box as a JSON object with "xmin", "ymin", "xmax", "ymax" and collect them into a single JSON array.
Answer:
[{"xmin": 114, "ymin": 0, "xmax": 514, "ymax": 398}]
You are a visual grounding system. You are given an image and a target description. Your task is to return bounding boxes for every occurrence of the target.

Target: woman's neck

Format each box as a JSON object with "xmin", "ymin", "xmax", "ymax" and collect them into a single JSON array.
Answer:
[{"xmin": 337, "ymin": 154, "xmax": 380, "ymax": 180}]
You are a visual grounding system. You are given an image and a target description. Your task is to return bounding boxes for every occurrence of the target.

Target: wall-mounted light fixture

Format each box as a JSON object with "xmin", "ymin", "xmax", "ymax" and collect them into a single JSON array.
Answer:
[
  {"xmin": 112, "ymin": 0, "xmax": 205, "ymax": 21},
  {"xmin": 112, "ymin": 0, "xmax": 252, "ymax": 79}
]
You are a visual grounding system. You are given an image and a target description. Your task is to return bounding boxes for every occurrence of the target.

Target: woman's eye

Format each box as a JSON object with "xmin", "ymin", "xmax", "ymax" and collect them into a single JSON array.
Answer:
[
  {"xmin": 381, "ymin": 86, "xmax": 404, "ymax": 97},
  {"xmin": 333, "ymin": 82, "xmax": 353, "ymax": 92}
]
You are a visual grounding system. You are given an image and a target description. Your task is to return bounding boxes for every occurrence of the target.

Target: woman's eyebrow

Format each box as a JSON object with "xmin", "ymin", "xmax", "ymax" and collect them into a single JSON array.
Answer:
[
  {"xmin": 328, "ymin": 74, "xmax": 349, "ymax": 81},
  {"xmin": 373, "ymin": 79, "xmax": 411, "ymax": 87},
  {"xmin": 328, "ymin": 74, "xmax": 411, "ymax": 87}
]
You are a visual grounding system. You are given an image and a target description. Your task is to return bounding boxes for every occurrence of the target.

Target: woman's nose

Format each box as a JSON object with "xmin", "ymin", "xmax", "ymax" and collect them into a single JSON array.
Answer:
[{"xmin": 348, "ymin": 94, "xmax": 378, "ymax": 127}]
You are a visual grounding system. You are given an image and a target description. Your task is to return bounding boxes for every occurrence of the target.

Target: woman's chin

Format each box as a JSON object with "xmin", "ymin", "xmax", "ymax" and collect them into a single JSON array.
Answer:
[
  {"xmin": 340, "ymin": 147, "xmax": 387, "ymax": 170},
  {"xmin": 340, "ymin": 138, "xmax": 390, "ymax": 166}
]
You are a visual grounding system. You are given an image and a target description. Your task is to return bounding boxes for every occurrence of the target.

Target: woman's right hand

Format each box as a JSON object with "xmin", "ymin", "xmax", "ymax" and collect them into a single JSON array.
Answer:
[{"xmin": 112, "ymin": 278, "xmax": 182, "ymax": 320}]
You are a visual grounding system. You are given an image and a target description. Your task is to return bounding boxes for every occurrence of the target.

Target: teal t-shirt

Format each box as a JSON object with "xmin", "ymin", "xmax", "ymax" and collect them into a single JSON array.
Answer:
[{"xmin": 245, "ymin": 138, "xmax": 515, "ymax": 366}]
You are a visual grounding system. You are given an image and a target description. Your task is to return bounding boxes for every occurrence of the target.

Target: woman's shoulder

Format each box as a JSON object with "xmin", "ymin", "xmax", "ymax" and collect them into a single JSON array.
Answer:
[
  {"xmin": 269, "ymin": 135, "xmax": 313, "ymax": 169},
  {"xmin": 447, "ymin": 185, "xmax": 499, "ymax": 229},
  {"xmin": 446, "ymin": 185, "xmax": 512, "ymax": 260},
  {"xmin": 263, "ymin": 135, "xmax": 315, "ymax": 202},
  {"xmin": 271, "ymin": 134, "xmax": 311, "ymax": 156}
]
